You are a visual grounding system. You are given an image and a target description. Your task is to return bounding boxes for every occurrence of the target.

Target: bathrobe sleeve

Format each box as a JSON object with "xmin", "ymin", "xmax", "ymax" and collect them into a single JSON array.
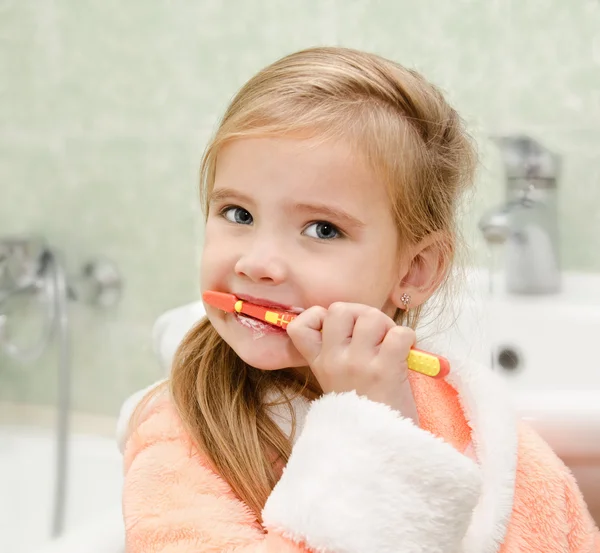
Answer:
[
  {"xmin": 500, "ymin": 423, "xmax": 600, "ymax": 553},
  {"xmin": 123, "ymin": 391, "xmax": 482, "ymax": 553},
  {"xmin": 563, "ymin": 473, "xmax": 600, "ymax": 553}
]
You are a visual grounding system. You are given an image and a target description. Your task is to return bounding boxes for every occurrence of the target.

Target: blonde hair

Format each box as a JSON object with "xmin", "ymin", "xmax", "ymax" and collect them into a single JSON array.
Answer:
[{"xmin": 170, "ymin": 46, "xmax": 476, "ymax": 519}]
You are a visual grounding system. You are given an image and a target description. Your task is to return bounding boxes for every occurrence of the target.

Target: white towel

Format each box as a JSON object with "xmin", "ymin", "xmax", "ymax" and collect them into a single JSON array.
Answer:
[{"xmin": 152, "ymin": 301, "xmax": 206, "ymax": 372}]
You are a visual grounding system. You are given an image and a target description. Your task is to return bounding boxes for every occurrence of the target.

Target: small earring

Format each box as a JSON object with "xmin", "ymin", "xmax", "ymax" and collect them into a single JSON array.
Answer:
[{"xmin": 400, "ymin": 292, "xmax": 411, "ymax": 309}]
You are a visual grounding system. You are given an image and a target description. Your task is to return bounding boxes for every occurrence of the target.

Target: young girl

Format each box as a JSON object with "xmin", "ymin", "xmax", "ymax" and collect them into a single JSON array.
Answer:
[{"xmin": 119, "ymin": 47, "xmax": 599, "ymax": 552}]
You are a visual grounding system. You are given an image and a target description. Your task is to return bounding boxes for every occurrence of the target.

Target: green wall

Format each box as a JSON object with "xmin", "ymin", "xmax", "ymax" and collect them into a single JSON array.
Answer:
[{"xmin": 1, "ymin": 1, "xmax": 599, "ymax": 414}]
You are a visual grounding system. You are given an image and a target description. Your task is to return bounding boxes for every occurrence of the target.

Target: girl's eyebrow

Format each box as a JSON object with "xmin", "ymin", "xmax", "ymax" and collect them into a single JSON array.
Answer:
[
  {"xmin": 208, "ymin": 187, "xmax": 252, "ymax": 205},
  {"xmin": 291, "ymin": 202, "xmax": 366, "ymax": 229}
]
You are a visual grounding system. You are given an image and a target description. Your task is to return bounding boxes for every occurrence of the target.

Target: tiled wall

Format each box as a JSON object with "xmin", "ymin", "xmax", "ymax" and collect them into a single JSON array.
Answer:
[{"xmin": 1, "ymin": 0, "xmax": 599, "ymax": 415}]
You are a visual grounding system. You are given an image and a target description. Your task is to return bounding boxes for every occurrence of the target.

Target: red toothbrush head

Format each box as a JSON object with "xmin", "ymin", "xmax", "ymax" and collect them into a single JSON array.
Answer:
[{"xmin": 202, "ymin": 291, "xmax": 239, "ymax": 313}]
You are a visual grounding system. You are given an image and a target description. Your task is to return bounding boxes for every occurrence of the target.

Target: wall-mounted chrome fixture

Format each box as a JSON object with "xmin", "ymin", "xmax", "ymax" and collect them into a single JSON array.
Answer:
[{"xmin": 0, "ymin": 235, "xmax": 123, "ymax": 539}]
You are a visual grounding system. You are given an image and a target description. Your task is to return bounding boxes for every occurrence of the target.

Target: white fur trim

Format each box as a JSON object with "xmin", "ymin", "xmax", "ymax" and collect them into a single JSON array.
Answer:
[
  {"xmin": 424, "ymin": 342, "xmax": 519, "ymax": 553},
  {"xmin": 262, "ymin": 392, "xmax": 482, "ymax": 553},
  {"xmin": 116, "ymin": 378, "xmax": 167, "ymax": 453}
]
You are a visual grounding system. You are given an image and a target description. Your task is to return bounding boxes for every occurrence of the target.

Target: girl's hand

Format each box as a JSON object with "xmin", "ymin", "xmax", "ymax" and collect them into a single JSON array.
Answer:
[{"xmin": 287, "ymin": 302, "xmax": 417, "ymax": 416}]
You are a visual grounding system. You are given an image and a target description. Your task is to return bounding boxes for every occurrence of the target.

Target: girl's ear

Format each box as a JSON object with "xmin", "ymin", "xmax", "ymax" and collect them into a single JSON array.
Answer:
[{"xmin": 391, "ymin": 233, "xmax": 452, "ymax": 309}]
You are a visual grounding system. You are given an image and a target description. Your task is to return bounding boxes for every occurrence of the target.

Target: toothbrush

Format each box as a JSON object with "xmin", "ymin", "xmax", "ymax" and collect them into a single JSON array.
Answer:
[{"xmin": 203, "ymin": 290, "xmax": 450, "ymax": 379}]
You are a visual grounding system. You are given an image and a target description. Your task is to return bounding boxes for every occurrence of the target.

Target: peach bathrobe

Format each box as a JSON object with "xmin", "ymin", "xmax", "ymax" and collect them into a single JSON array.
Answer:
[{"xmin": 119, "ymin": 348, "xmax": 600, "ymax": 553}]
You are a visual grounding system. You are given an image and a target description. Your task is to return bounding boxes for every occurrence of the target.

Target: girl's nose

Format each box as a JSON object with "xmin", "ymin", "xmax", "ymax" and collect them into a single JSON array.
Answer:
[{"xmin": 234, "ymin": 242, "xmax": 288, "ymax": 284}]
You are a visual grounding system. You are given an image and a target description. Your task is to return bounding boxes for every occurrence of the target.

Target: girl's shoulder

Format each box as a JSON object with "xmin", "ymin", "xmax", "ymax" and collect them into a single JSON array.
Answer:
[
  {"xmin": 120, "ymin": 381, "xmax": 267, "ymax": 552},
  {"xmin": 117, "ymin": 379, "xmax": 181, "ymax": 457},
  {"xmin": 119, "ymin": 379, "xmax": 222, "ymax": 487}
]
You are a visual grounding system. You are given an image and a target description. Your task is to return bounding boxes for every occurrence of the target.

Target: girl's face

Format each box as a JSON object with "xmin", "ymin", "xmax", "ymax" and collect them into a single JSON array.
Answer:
[{"xmin": 201, "ymin": 136, "xmax": 406, "ymax": 371}]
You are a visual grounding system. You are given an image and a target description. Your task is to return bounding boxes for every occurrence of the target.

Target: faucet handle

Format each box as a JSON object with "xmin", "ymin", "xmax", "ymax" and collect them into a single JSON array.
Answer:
[{"xmin": 490, "ymin": 135, "xmax": 560, "ymax": 181}]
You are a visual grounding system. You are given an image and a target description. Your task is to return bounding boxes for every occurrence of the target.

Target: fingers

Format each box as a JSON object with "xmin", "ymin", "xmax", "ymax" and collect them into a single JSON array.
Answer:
[
  {"xmin": 320, "ymin": 302, "xmax": 358, "ymax": 346},
  {"xmin": 378, "ymin": 325, "xmax": 416, "ymax": 372},
  {"xmin": 286, "ymin": 306, "xmax": 327, "ymax": 365},
  {"xmin": 288, "ymin": 301, "xmax": 419, "ymax": 414},
  {"xmin": 288, "ymin": 302, "xmax": 413, "ymax": 373},
  {"xmin": 349, "ymin": 309, "xmax": 396, "ymax": 354}
]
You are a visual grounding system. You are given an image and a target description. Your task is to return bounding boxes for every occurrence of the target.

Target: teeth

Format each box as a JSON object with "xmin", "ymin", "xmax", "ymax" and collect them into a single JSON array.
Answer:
[{"xmin": 259, "ymin": 304, "xmax": 301, "ymax": 313}]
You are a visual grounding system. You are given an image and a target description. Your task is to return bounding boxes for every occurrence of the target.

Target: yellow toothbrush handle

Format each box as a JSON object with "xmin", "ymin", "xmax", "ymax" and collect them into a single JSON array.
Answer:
[{"xmin": 407, "ymin": 348, "xmax": 450, "ymax": 379}]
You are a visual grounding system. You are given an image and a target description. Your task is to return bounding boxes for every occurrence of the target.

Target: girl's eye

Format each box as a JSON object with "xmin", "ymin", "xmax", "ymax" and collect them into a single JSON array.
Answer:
[
  {"xmin": 222, "ymin": 206, "xmax": 253, "ymax": 225},
  {"xmin": 303, "ymin": 221, "xmax": 341, "ymax": 240}
]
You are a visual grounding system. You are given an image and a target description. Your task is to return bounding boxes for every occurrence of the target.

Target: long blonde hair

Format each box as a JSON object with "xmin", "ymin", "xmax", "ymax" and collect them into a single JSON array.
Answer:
[{"xmin": 170, "ymin": 47, "xmax": 476, "ymax": 519}]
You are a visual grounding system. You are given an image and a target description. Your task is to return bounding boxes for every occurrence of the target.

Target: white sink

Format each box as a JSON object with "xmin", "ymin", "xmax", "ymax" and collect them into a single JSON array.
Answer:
[
  {"xmin": 483, "ymin": 272, "xmax": 599, "ymax": 389},
  {"xmin": 435, "ymin": 270, "xmax": 600, "ymax": 514},
  {"xmin": 440, "ymin": 270, "xmax": 600, "ymax": 439},
  {"xmin": 437, "ymin": 270, "xmax": 600, "ymax": 387}
]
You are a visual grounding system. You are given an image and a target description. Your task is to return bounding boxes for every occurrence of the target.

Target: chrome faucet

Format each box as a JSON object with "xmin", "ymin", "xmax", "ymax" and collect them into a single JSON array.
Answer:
[{"xmin": 479, "ymin": 136, "xmax": 561, "ymax": 294}]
